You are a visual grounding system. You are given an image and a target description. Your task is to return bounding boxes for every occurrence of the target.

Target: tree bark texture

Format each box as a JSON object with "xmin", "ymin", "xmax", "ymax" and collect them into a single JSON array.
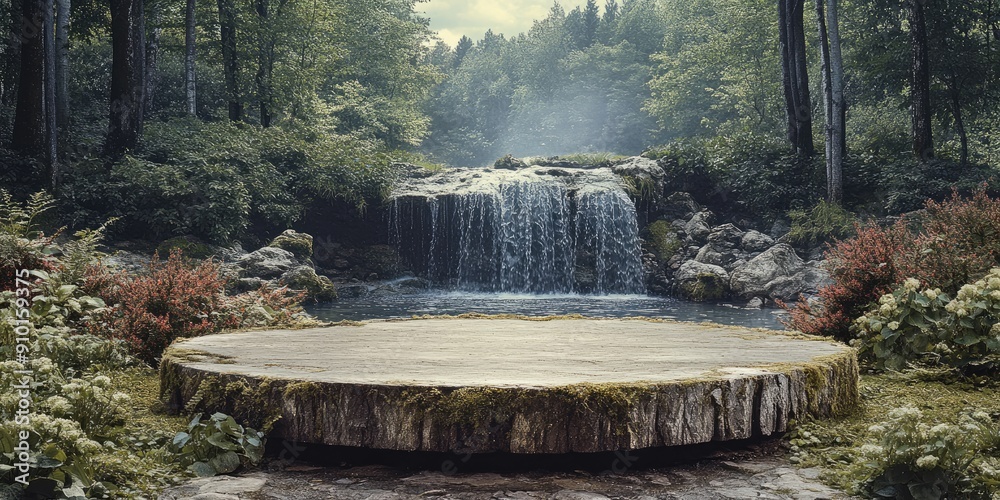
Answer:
[
  {"xmin": 907, "ymin": 0, "xmax": 934, "ymax": 160},
  {"xmin": 105, "ymin": 0, "xmax": 146, "ymax": 159}
]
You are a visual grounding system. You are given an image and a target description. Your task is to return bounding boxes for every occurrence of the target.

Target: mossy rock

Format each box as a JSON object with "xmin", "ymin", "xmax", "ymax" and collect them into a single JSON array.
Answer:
[
  {"xmin": 279, "ymin": 266, "xmax": 337, "ymax": 302},
  {"xmin": 157, "ymin": 236, "xmax": 215, "ymax": 259},
  {"xmin": 269, "ymin": 230, "xmax": 313, "ymax": 261},
  {"xmin": 679, "ymin": 272, "xmax": 729, "ymax": 302},
  {"xmin": 646, "ymin": 220, "xmax": 682, "ymax": 261}
]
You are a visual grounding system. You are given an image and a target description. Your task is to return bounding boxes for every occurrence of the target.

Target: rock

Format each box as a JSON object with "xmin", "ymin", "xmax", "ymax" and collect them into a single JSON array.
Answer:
[
  {"xmin": 238, "ymin": 247, "xmax": 298, "ymax": 279},
  {"xmin": 104, "ymin": 250, "xmax": 150, "ymax": 274},
  {"xmin": 769, "ymin": 219, "xmax": 792, "ymax": 240},
  {"xmin": 730, "ymin": 244, "xmax": 806, "ymax": 300},
  {"xmin": 611, "ymin": 156, "xmax": 666, "ymax": 207},
  {"xmin": 675, "ymin": 260, "xmax": 730, "ymax": 301},
  {"xmin": 767, "ymin": 266, "xmax": 832, "ymax": 302},
  {"xmin": 685, "ymin": 211, "xmax": 714, "ymax": 243},
  {"xmin": 741, "ymin": 230, "xmax": 775, "ymax": 253},
  {"xmin": 269, "ymin": 230, "xmax": 314, "ymax": 261},
  {"xmin": 494, "ymin": 154, "xmax": 528, "ymax": 170},
  {"xmin": 746, "ymin": 297, "xmax": 765, "ymax": 309},
  {"xmin": 158, "ymin": 476, "xmax": 267, "ymax": 500},
  {"xmin": 707, "ymin": 224, "xmax": 745, "ymax": 249},
  {"xmin": 662, "ymin": 192, "xmax": 701, "ymax": 220},
  {"xmin": 279, "ymin": 266, "xmax": 338, "ymax": 302},
  {"xmin": 393, "ymin": 162, "xmax": 437, "ymax": 179}
]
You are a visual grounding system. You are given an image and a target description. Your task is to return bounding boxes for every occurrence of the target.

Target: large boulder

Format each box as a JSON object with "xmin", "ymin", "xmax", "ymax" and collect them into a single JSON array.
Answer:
[
  {"xmin": 730, "ymin": 244, "xmax": 807, "ymax": 300},
  {"xmin": 675, "ymin": 260, "xmax": 730, "ymax": 301},
  {"xmin": 612, "ymin": 156, "xmax": 665, "ymax": 193},
  {"xmin": 684, "ymin": 211, "xmax": 713, "ymax": 243},
  {"xmin": 661, "ymin": 192, "xmax": 701, "ymax": 220},
  {"xmin": 494, "ymin": 154, "xmax": 528, "ymax": 170},
  {"xmin": 706, "ymin": 223, "xmax": 745, "ymax": 249},
  {"xmin": 237, "ymin": 247, "xmax": 298, "ymax": 279},
  {"xmin": 269, "ymin": 230, "xmax": 314, "ymax": 261},
  {"xmin": 279, "ymin": 266, "xmax": 338, "ymax": 302},
  {"xmin": 740, "ymin": 230, "xmax": 775, "ymax": 253}
]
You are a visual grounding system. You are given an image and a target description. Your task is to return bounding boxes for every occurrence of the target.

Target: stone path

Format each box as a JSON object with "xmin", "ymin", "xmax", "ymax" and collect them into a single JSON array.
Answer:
[{"xmin": 159, "ymin": 453, "xmax": 850, "ymax": 500}]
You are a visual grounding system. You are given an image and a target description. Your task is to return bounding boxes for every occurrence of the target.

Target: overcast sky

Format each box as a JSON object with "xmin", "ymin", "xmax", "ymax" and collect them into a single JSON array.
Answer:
[{"xmin": 419, "ymin": 0, "xmax": 595, "ymax": 47}]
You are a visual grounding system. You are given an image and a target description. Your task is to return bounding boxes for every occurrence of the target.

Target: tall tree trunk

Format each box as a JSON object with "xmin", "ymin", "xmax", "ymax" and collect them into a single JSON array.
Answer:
[
  {"xmin": 43, "ymin": 0, "xmax": 57, "ymax": 188},
  {"xmin": 816, "ymin": 0, "xmax": 833, "ymax": 196},
  {"xmin": 828, "ymin": 0, "xmax": 845, "ymax": 202},
  {"xmin": 105, "ymin": 0, "xmax": 146, "ymax": 159},
  {"xmin": 255, "ymin": 0, "xmax": 271, "ymax": 127},
  {"xmin": 12, "ymin": 0, "xmax": 44, "ymax": 156},
  {"xmin": 145, "ymin": 0, "xmax": 160, "ymax": 113},
  {"xmin": 185, "ymin": 0, "xmax": 196, "ymax": 115},
  {"xmin": 3, "ymin": 0, "xmax": 22, "ymax": 106},
  {"xmin": 778, "ymin": 0, "xmax": 797, "ymax": 152},
  {"xmin": 217, "ymin": 0, "xmax": 242, "ymax": 121},
  {"xmin": 948, "ymin": 73, "xmax": 968, "ymax": 165},
  {"xmin": 907, "ymin": 0, "xmax": 934, "ymax": 161},
  {"xmin": 55, "ymin": 0, "xmax": 69, "ymax": 131},
  {"xmin": 778, "ymin": 0, "xmax": 814, "ymax": 157},
  {"xmin": 816, "ymin": 0, "xmax": 845, "ymax": 203}
]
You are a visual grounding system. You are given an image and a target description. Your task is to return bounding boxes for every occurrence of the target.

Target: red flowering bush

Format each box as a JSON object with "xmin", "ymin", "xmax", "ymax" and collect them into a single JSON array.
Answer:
[
  {"xmin": 787, "ymin": 187, "xmax": 1000, "ymax": 341},
  {"xmin": 84, "ymin": 250, "xmax": 239, "ymax": 365}
]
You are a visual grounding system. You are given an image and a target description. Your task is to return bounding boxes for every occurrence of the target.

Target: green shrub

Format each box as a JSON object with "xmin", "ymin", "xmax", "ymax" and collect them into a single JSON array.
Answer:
[
  {"xmin": 59, "ymin": 118, "xmax": 402, "ymax": 244},
  {"xmin": 855, "ymin": 407, "xmax": 1000, "ymax": 499},
  {"xmin": 169, "ymin": 413, "xmax": 265, "ymax": 478},
  {"xmin": 856, "ymin": 271, "xmax": 1000, "ymax": 373},
  {"xmin": 786, "ymin": 200, "xmax": 856, "ymax": 247},
  {"xmin": 788, "ymin": 188, "xmax": 1000, "ymax": 339},
  {"xmin": 644, "ymin": 134, "xmax": 822, "ymax": 221},
  {"xmin": 645, "ymin": 220, "xmax": 682, "ymax": 260}
]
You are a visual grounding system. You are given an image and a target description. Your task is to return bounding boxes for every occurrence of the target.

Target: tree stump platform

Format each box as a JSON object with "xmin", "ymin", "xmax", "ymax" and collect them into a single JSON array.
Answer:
[{"xmin": 160, "ymin": 318, "xmax": 858, "ymax": 454}]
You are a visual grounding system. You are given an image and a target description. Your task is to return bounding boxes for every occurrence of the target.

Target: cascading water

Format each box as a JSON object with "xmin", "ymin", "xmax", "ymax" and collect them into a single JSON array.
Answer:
[{"xmin": 390, "ymin": 166, "xmax": 645, "ymax": 294}]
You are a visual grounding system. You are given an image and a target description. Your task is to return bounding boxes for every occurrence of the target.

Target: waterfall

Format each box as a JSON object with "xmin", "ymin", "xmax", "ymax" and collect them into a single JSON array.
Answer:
[{"xmin": 390, "ymin": 167, "xmax": 645, "ymax": 294}]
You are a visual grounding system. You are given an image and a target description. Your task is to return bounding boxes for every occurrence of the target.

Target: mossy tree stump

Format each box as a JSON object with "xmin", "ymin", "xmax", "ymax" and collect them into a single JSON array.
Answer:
[{"xmin": 160, "ymin": 319, "xmax": 858, "ymax": 454}]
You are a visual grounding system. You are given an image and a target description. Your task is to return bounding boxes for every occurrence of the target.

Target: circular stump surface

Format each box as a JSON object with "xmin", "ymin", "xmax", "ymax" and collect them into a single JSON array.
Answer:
[{"xmin": 161, "ymin": 319, "xmax": 858, "ymax": 453}]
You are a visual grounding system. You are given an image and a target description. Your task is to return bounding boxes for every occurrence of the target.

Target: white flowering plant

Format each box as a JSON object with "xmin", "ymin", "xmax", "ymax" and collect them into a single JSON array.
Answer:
[
  {"xmin": 857, "ymin": 407, "xmax": 1000, "ymax": 499},
  {"xmin": 854, "ymin": 270, "xmax": 1000, "ymax": 373}
]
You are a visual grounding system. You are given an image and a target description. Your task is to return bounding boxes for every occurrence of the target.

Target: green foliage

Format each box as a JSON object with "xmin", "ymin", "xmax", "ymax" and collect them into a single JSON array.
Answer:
[
  {"xmin": 787, "ymin": 201, "xmax": 857, "ymax": 247},
  {"xmin": 645, "ymin": 135, "xmax": 821, "ymax": 220},
  {"xmin": 169, "ymin": 413, "xmax": 264, "ymax": 478},
  {"xmin": 855, "ymin": 407, "xmax": 1000, "ymax": 499},
  {"xmin": 156, "ymin": 236, "xmax": 215, "ymax": 260},
  {"xmin": 60, "ymin": 119, "xmax": 401, "ymax": 243},
  {"xmin": 647, "ymin": 0, "xmax": 783, "ymax": 138},
  {"xmin": 645, "ymin": 220, "xmax": 681, "ymax": 260},
  {"xmin": 856, "ymin": 271, "xmax": 1000, "ymax": 374}
]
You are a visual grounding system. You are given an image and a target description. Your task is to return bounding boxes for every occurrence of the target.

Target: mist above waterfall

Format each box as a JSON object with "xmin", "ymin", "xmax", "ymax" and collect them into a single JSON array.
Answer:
[{"xmin": 390, "ymin": 166, "xmax": 644, "ymax": 294}]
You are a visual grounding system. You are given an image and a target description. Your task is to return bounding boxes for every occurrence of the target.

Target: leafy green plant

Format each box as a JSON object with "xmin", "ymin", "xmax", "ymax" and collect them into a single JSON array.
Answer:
[
  {"xmin": 855, "ymin": 407, "xmax": 1000, "ymax": 499},
  {"xmin": 170, "ymin": 413, "xmax": 265, "ymax": 478},
  {"xmin": 786, "ymin": 200, "xmax": 856, "ymax": 247},
  {"xmin": 645, "ymin": 220, "xmax": 682, "ymax": 260},
  {"xmin": 856, "ymin": 270, "xmax": 1000, "ymax": 373}
]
